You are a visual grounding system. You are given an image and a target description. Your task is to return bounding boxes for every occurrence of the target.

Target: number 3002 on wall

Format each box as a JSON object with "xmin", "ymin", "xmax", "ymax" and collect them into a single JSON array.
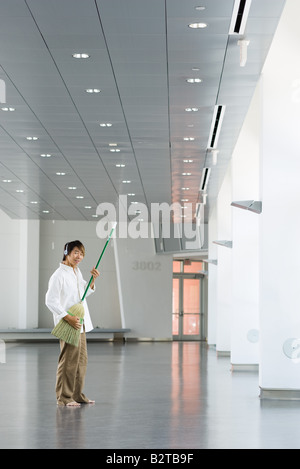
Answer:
[{"xmin": 132, "ymin": 261, "xmax": 161, "ymax": 271}]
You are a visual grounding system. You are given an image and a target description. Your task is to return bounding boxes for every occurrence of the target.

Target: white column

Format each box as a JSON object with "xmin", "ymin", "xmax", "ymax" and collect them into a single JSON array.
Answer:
[
  {"xmin": 207, "ymin": 205, "xmax": 218, "ymax": 345},
  {"xmin": 215, "ymin": 164, "xmax": 232, "ymax": 353},
  {"xmin": 259, "ymin": 0, "xmax": 300, "ymax": 396},
  {"xmin": 18, "ymin": 220, "xmax": 40, "ymax": 328},
  {"xmin": 230, "ymin": 82, "xmax": 260, "ymax": 367}
]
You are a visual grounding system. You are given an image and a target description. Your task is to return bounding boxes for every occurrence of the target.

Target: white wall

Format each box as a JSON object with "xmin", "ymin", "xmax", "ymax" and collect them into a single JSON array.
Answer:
[
  {"xmin": 0, "ymin": 209, "xmax": 20, "ymax": 328},
  {"xmin": 39, "ymin": 220, "xmax": 121, "ymax": 329},
  {"xmin": 114, "ymin": 225, "xmax": 173, "ymax": 339}
]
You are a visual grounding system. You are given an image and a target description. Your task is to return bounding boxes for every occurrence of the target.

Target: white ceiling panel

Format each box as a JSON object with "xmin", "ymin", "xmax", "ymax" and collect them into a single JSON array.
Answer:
[{"xmin": 0, "ymin": 0, "xmax": 286, "ymax": 221}]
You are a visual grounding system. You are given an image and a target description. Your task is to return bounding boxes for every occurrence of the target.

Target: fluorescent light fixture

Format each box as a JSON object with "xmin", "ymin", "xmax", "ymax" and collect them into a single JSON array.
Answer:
[
  {"xmin": 127, "ymin": 193, "xmax": 135, "ymax": 196},
  {"xmin": 42, "ymin": 210, "xmax": 50, "ymax": 213},
  {"xmin": 16, "ymin": 189, "xmax": 24, "ymax": 193},
  {"xmin": 199, "ymin": 167, "xmax": 211, "ymax": 192},
  {"xmin": 122, "ymin": 180, "xmax": 131, "ymax": 183},
  {"xmin": 207, "ymin": 105, "xmax": 226, "ymax": 149},
  {"xmin": 56, "ymin": 172, "xmax": 66, "ymax": 176},
  {"xmin": 68, "ymin": 186, "xmax": 77, "ymax": 190},
  {"xmin": 40, "ymin": 153, "xmax": 52, "ymax": 158},
  {"xmin": 100, "ymin": 123, "xmax": 112, "ymax": 127},
  {"xmin": 110, "ymin": 148, "xmax": 120, "ymax": 152},
  {"xmin": 182, "ymin": 172, "xmax": 191, "ymax": 176},
  {"xmin": 185, "ymin": 107, "xmax": 198, "ymax": 112},
  {"xmin": 76, "ymin": 196, "xmax": 84, "ymax": 199},
  {"xmin": 116, "ymin": 164, "xmax": 125, "ymax": 167},
  {"xmin": 1, "ymin": 107, "xmax": 15, "ymax": 111},
  {"xmin": 229, "ymin": 0, "xmax": 252, "ymax": 35},
  {"xmin": 183, "ymin": 137, "xmax": 195, "ymax": 141},
  {"xmin": 183, "ymin": 159, "xmax": 193, "ymax": 163},
  {"xmin": 26, "ymin": 136, "xmax": 38, "ymax": 140},
  {"xmin": 2, "ymin": 179, "xmax": 12, "ymax": 182}
]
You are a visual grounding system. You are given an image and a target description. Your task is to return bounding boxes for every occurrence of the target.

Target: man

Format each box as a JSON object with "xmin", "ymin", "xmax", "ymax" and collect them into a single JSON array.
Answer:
[{"xmin": 46, "ymin": 240, "xmax": 100, "ymax": 406}]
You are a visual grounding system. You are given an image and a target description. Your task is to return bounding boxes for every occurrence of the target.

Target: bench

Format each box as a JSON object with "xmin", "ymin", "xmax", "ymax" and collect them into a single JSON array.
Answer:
[{"xmin": 0, "ymin": 328, "xmax": 131, "ymax": 343}]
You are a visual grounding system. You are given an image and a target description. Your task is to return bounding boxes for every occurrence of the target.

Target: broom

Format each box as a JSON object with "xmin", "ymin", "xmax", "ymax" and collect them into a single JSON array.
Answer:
[{"xmin": 51, "ymin": 222, "xmax": 117, "ymax": 346}]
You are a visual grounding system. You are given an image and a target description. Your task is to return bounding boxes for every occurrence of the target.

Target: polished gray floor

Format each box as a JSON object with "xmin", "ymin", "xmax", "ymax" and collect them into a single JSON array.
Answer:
[{"xmin": 1, "ymin": 341, "xmax": 300, "ymax": 449}]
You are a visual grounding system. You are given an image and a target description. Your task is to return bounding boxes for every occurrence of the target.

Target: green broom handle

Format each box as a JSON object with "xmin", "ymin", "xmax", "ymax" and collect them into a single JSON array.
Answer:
[{"xmin": 81, "ymin": 222, "xmax": 117, "ymax": 302}]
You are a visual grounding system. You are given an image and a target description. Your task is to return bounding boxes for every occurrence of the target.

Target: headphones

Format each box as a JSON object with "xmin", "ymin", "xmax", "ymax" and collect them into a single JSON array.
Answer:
[{"xmin": 64, "ymin": 244, "xmax": 68, "ymax": 256}]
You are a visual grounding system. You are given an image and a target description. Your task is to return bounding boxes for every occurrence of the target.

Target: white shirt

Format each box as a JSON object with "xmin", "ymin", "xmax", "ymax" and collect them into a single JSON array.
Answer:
[{"xmin": 45, "ymin": 263, "xmax": 95, "ymax": 333}]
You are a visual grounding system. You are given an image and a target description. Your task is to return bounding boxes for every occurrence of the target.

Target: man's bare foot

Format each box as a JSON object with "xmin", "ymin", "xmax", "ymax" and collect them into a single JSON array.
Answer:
[{"xmin": 66, "ymin": 401, "xmax": 81, "ymax": 407}]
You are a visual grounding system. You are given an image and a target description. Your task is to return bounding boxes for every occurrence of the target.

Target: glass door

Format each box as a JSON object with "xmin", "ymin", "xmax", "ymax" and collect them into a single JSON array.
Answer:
[{"xmin": 172, "ymin": 273, "xmax": 204, "ymax": 341}]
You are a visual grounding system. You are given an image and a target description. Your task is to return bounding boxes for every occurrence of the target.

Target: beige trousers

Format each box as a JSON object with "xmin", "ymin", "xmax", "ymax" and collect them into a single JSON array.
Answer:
[{"xmin": 56, "ymin": 329, "xmax": 90, "ymax": 405}]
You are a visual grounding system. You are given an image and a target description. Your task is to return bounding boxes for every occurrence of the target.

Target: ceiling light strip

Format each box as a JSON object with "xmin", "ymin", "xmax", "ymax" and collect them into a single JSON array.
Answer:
[
  {"xmin": 229, "ymin": 0, "xmax": 252, "ymax": 35},
  {"xmin": 199, "ymin": 167, "xmax": 211, "ymax": 192},
  {"xmin": 207, "ymin": 105, "xmax": 226, "ymax": 149}
]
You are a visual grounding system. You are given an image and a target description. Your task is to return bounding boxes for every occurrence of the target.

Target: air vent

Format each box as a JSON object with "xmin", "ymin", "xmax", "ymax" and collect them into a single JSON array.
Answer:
[
  {"xmin": 207, "ymin": 105, "xmax": 226, "ymax": 149},
  {"xmin": 199, "ymin": 167, "xmax": 211, "ymax": 192},
  {"xmin": 229, "ymin": 0, "xmax": 252, "ymax": 35}
]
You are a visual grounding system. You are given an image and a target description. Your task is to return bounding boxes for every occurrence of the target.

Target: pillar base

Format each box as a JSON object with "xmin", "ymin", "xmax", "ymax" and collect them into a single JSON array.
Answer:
[{"xmin": 259, "ymin": 388, "xmax": 300, "ymax": 400}]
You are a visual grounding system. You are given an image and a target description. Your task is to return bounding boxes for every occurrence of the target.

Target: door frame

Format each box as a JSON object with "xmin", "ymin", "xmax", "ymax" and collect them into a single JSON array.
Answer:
[{"xmin": 172, "ymin": 272, "xmax": 206, "ymax": 341}]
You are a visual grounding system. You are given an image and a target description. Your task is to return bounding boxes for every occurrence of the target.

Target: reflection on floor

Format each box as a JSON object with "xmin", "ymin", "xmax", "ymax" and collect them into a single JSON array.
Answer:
[{"xmin": 1, "ymin": 341, "xmax": 300, "ymax": 449}]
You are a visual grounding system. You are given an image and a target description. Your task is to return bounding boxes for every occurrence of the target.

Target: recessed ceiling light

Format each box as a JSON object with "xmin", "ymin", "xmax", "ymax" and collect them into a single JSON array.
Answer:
[
  {"xmin": 72, "ymin": 53, "xmax": 90, "ymax": 58},
  {"xmin": 100, "ymin": 123, "xmax": 112, "ymax": 127},
  {"xmin": 76, "ymin": 196, "xmax": 84, "ymax": 199},
  {"xmin": 56, "ymin": 172, "xmax": 66, "ymax": 176},
  {"xmin": 40, "ymin": 153, "xmax": 52, "ymax": 158},
  {"xmin": 2, "ymin": 179, "xmax": 12, "ymax": 182},
  {"xmin": 122, "ymin": 180, "xmax": 131, "ymax": 183},
  {"xmin": 188, "ymin": 22, "xmax": 207, "ymax": 28},
  {"xmin": 68, "ymin": 186, "xmax": 77, "ymax": 190},
  {"xmin": 86, "ymin": 88, "xmax": 101, "ymax": 93},
  {"xmin": 26, "ymin": 136, "xmax": 38, "ymax": 140},
  {"xmin": 185, "ymin": 107, "xmax": 199, "ymax": 112},
  {"xmin": 1, "ymin": 107, "xmax": 15, "ymax": 111},
  {"xmin": 186, "ymin": 78, "xmax": 202, "ymax": 83},
  {"xmin": 116, "ymin": 164, "xmax": 125, "ymax": 167}
]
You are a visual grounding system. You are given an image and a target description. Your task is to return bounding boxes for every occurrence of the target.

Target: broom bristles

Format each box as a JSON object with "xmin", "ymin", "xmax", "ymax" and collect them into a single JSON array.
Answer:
[{"xmin": 51, "ymin": 302, "xmax": 85, "ymax": 347}]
